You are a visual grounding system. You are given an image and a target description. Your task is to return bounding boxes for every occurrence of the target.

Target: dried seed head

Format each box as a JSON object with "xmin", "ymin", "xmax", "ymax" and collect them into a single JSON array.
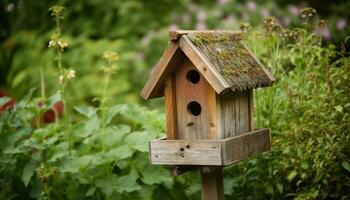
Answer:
[
  {"xmin": 240, "ymin": 23, "xmax": 251, "ymax": 34},
  {"xmin": 48, "ymin": 5, "xmax": 65, "ymax": 17},
  {"xmin": 316, "ymin": 20, "xmax": 328, "ymax": 29},
  {"xmin": 262, "ymin": 16, "xmax": 283, "ymax": 36},
  {"xmin": 103, "ymin": 51, "xmax": 119, "ymax": 62},
  {"xmin": 299, "ymin": 7, "xmax": 317, "ymax": 18}
]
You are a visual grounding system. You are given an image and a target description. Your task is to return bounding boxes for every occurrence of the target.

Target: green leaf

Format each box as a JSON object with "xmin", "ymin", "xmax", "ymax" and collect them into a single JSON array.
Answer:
[
  {"xmin": 22, "ymin": 160, "xmax": 37, "ymax": 187},
  {"xmin": 85, "ymin": 186, "xmax": 96, "ymax": 197},
  {"xmin": 141, "ymin": 165, "xmax": 173, "ymax": 188},
  {"xmin": 74, "ymin": 106, "xmax": 97, "ymax": 118},
  {"xmin": 104, "ymin": 145, "xmax": 134, "ymax": 162},
  {"xmin": 104, "ymin": 105, "xmax": 129, "ymax": 125},
  {"xmin": 103, "ymin": 125, "xmax": 130, "ymax": 147},
  {"xmin": 125, "ymin": 131, "xmax": 151, "ymax": 152},
  {"xmin": 47, "ymin": 92, "xmax": 62, "ymax": 108},
  {"xmin": 335, "ymin": 105, "xmax": 343, "ymax": 112},
  {"xmin": 84, "ymin": 115, "xmax": 100, "ymax": 135},
  {"xmin": 276, "ymin": 183, "xmax": 283, "ymax": 193},
  {"xmin": 48, "ymin": 142, "xmax": 69, "ymax": 162},
  {"xmin": 115, "ymin": 170, "xmax": 142, "ymax": 193},
  {"xmin": 287, "ymin": 170, "xmax": 298, "ymax": 182},
  {"xmin": 342, "ymin": 161, "xmax": 350, "ymax": 172},
  {"xmin": 95, "ymin": 174, "xmax": 118, "ymax": 197},
  {"xmin": 0, "ymin": 96, "xmax": 11, "ymax": 106}
]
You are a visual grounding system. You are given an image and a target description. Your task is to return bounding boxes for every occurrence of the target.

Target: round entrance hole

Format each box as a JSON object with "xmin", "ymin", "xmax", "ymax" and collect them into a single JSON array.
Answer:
[
  {"xmin": 186, "ymin": 69, "xmax": 200, "ymax": 84},
  {"xmin": 187, "ymin": 101, "xmax": 201, "ymax": 116}
]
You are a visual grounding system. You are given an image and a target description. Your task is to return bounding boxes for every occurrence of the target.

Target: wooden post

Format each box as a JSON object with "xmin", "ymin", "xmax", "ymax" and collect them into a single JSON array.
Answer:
[{"xmin": 201, "ymin": 167, "xmax": 224, "ymax": 200}]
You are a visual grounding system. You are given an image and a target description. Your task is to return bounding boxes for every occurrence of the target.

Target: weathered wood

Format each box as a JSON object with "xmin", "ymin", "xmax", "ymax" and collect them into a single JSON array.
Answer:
[
  {"xmin": 141, "ymin": 42, "xmax": 183, "ymax": 99},
  {"xmin": 174, "ymin": 58, "xmax": 215, "ymax": 140},
  {"xmin": 149, "ymin": 128, "xmax": 271, "ymax": 166},
  {"xmin": 248, "ymin": 90, "xmax": 254, "ymax": 131},
  {"xmin": 222, "ymin": 128, "xmax": 270, "ymax": 165},
  {"xmin": 169, "ymin": 30, "xmax": 243, "ymax": 41},
  {"xmin": 149, "ymin": 140, "xmax": 222, "ymax": 165},
  {"xmin": 164, "ymin": 74, "xmax": 178, "ymax": 139},
  {"xmin": 216, "ymin": 91, "xmax": 251, "ymax": 139},
  {"xmin": 201, "ymin": 167, "xmax": 224, "ymax": 200},
  {"xmin": 179, "ymin": 35, "xmax": 230, "ymax": 94}
]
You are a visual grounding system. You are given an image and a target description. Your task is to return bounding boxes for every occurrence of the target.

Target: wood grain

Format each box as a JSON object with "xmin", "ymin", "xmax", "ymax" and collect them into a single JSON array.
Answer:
[
  {"xmin": 149, "ymin": 128, "xmax": 271, "ymax": 166},
  {"xmin": 164, "ymin": 74, "xmax": 178, "ymax": 139},
  {"xmin": 216, "ymin": 91, "xmax": 251, "ymax": 139},
  {"xmin": 248, "ymin": 90, "xmax": 254, "ymax": 131},
  {"xmin": 179, "ymin": 35, "xmax": 229, "ymax": 94},
  {"xmin": 222, "ymin": 128, "xmax": 271, "ymax": 165},
  {"xmin": 141, "ymin": 41, "xmax": 183, "ymax": 99},
  {"xmin": 201, "ymin": 167, "xmax": 224, "ymax": 200},
  {"xmin": 149, "ymin": 140, "xmax": 222, "ymax": 165},
  {"xmin": 174, "ymin": 58, "xmax": 215, "ymax": 140}
]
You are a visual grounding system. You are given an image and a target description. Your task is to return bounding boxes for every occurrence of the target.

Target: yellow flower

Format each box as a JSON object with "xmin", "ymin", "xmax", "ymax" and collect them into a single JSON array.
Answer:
[{"xmin": 103, "ymin": 51, "xmax": 119, "ymax": 62}]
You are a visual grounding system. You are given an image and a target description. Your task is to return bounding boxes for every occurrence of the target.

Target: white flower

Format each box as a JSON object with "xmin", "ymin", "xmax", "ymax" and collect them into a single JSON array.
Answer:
[
  {"xmin": 48, "ymin": 40, "xmax": 56, "ymax": 48},
  {"xmin": 66, "ymin": 70, "xmax": 76, "ymax": 79},
  {"xmin": 59, "ymin": 75, "xmax": 64, "ymax": 84}
]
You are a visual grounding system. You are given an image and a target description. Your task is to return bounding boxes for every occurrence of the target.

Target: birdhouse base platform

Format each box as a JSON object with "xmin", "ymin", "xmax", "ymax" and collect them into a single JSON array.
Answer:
[{"xmin": 149, "ymin": 128, "xmax": 271, "ymax": 166}]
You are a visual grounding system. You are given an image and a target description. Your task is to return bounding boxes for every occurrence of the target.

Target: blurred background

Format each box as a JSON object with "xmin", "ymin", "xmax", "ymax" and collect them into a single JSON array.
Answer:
[{"xmin": 0, "ymin": 0, "xmax": 349, "ymax": 107}]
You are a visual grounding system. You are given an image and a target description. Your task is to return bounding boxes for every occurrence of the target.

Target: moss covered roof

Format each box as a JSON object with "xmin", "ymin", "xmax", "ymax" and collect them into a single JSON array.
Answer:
[{"xmin": 187, "ymin": 31, "xmax": 274, "ymax": 91}]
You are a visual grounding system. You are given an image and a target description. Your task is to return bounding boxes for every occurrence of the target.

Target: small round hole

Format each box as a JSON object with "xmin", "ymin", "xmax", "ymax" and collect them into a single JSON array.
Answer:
[
  {"xmin": 186, "ymin": 69, "xmax": 200, "ymax": 84},
  {"xmin": 187, "ymin": 101, "xmax": 201, "ymax": 116},
  {"xmin": 180, "ymin": 148, "xmax": 184, "ymax": 151},
  {"xmin": 186, "ymin": 145, "xmax": 190, "ymax": 149}
]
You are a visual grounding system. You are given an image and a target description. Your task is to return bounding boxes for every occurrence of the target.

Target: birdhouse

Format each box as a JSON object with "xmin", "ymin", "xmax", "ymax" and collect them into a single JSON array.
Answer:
[{"xmin": 141, "ymin": 30, "xmax": 275, "ymax": 167}]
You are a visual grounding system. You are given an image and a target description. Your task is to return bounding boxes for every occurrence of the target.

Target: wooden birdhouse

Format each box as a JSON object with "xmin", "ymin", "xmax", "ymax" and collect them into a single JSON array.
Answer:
[{"xmin": 141, "ymin": 30, "xmax": 275, "ymax": 168}]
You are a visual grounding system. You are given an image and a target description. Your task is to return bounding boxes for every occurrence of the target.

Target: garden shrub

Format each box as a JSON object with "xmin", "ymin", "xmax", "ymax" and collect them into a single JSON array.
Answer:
[{"xmin": 0, "ymin": 5, "xmax": 349, "ymax": 200}]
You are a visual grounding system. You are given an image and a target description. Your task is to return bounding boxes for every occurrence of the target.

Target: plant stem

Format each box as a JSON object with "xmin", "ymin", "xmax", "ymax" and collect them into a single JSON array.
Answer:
[
  {"xmin": 100, "ymin": 70, "xmax": 111, "ymax": 152},
  {"xmin": 54, "ymin": 13, "xmax": 71, "ymax": 154}
]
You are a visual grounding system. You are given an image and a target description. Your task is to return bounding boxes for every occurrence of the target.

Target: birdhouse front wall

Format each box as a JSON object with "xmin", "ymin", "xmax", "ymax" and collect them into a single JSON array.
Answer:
[
  {"xmin": 164, "ymin": 55, "xmax": 254, "ymax": 141},
  {"xmin": 173, "ymin": 57, "xmax": 217, "ymax": 140}
]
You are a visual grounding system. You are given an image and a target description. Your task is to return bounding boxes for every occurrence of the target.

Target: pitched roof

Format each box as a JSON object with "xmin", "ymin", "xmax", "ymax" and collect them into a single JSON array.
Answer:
[{"xmin": 141, "ymin": 30, "xmax": 275, "ymax": 99}]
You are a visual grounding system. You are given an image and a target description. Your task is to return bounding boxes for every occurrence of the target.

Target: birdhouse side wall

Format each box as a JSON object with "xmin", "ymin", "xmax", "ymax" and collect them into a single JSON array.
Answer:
[{"xmin": 216, "ymin": 90, "xmax": 254, "ymax": 139}]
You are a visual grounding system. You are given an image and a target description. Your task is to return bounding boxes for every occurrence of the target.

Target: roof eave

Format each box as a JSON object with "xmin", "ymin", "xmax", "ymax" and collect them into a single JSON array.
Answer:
[
  {"xmin": 141, "ymin": 41, "xmax": 180, "ymax": 99},
  {"xmin": 178, "ymin": 35, "xmax": 230, "ymax": 94}
]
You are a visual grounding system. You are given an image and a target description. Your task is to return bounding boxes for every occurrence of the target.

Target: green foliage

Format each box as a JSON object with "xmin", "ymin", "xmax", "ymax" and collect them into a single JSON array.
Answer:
[
  {"xmin": 222, "ymin": 13, "xmax": 350, "ymax": 199},
  {"xmin": 1, "ymin": 2, "xmax": 350, "ymax": 200}
]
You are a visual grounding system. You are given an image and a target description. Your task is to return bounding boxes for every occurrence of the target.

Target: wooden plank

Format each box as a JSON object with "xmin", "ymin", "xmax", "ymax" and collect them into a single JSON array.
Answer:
[
  {"xmin": 169, "ymin": 30, "xmax": 243, "ymax": 41},
  {"xmin": 217, "ymin": 91, "xmax": 250, "ymax": 139},
  {"xmin": 238, "ymin": 91, "xmax": 249, "ymax": 135},
  {"xmin": 207, "ymin": 86, "xmax": 217, "ymax": 140},
  {"xmin": 248, "ymin": 90, "xmax": 254, "ymax": 131},
  {"xmin": 141, "ymin": 41, "xmax": 182, "ymax": 99},
  {"xmin": 164, "ymin": 73, "xmax": 178, "ymax": 139},
  {"xmin": 222, "ymin": 128, "xmax": 271, "ymax": 165},
  {"xmin": 179, "ymin": 36, "xmax": 230, "ymax": 94},
  {"xmin": 201, "ymin": 167, "xmax": 224, "ymax": 200},
  {"xmin": 149, "ymin": 140, "xmax": 222, "ymax": 166},
  {"xmin": 174, "ymin": 59, "xmax": 215, "ymax": 140},
  {"xmin": 216, "ymin": 92, "xmax": 235, "ymax": 139},
  {"xmin": 149, "ymin": 128, "xmax": 270, "ymax": 166}
]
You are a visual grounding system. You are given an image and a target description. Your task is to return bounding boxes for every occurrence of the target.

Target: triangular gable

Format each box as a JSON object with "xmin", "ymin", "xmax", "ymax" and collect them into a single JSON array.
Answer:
[
  {"xmin": 141, "ymin": 34, "xmax": 229, "ymax": 99},
  {"xmin": 141, "ymin": 30, "xmax": 275, "ymax": 99}
]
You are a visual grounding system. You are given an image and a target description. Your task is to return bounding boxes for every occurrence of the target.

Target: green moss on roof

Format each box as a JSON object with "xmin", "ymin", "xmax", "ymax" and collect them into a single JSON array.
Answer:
[{"xmin": 188, "ymin": 31, "xmax": 273, "ymax": 91}]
